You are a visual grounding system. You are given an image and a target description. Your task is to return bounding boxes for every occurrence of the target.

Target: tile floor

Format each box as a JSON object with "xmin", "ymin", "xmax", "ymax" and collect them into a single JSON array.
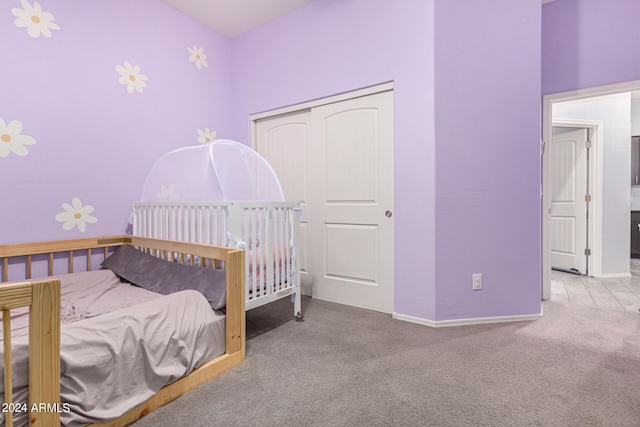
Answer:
[{"xmin": 551, "ymin": 259, "xmax": 640, "ymax": 312}]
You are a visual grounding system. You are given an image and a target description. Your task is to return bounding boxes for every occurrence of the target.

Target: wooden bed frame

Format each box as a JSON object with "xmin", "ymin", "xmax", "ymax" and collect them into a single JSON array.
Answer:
[{"xmin": 0, "ymin": 235, "xmax": 245, "ymax": 427}]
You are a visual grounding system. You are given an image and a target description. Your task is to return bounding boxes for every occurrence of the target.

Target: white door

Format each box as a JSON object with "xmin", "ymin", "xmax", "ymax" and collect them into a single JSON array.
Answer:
[
  {"xmin": 256, "ymin": 90, "xmax": 394, "ymax": 313},
  {"xmin": 550, "ymin": 128, "xmax": 589, "ymax": 274},
  {"xmin": 256, "ymin": 111, "xmax": 313, "ymax": 292}
]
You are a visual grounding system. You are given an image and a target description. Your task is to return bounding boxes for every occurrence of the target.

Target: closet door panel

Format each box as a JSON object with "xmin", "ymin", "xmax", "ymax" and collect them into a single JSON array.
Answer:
[
  {"xmin": 309, "ymin": 90, "xmax": 394, "ymax": 314},
  {"xmin": 256, "ymin": 111, "xmax": 312, "ymax": 291}
]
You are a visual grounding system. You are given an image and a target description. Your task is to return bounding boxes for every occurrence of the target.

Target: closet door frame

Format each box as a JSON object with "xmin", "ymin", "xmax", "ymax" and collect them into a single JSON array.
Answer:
[
  {"xmin": 250, "ymin": 82, "xmax": 394, "ymax": 148},
  {"xmin": 250, "ymin": 82, "xmax": 395, "ymax": 313}
]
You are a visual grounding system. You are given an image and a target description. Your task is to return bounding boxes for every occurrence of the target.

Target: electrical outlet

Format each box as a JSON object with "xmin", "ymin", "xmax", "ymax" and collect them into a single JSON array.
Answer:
[{"xmin": 472, "ymin": 274, "xmax": 482, "ymax": 290}]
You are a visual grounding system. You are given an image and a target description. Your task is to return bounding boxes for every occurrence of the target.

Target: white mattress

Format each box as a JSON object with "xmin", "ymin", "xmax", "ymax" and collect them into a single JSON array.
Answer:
[{"xmin": 0, "ymin": 269, "xmax": 226, "ymax": 427}]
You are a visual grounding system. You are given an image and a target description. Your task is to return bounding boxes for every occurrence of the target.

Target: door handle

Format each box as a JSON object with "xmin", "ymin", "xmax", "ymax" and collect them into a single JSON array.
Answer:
[{"xmin": 385, "ymin": 211, "xmax": 392, "ymax": 218}]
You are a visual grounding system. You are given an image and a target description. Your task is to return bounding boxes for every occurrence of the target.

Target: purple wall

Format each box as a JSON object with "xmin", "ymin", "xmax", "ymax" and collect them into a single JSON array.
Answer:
[
  {"xmin": 2, "ymin": 0, "xmax": 545, "ymax": 322},
  {"xmin": 434, "ymin": 0, "xmax": 542, "ymax": 320},
  {"xmin": 230, "ymin": 0, "xmax": 438, "ymax": 320},
  {"xmin": 543, "ymin": 0, "xmax": 640, "ymax": 95},
  {"xmin": 0, "ymin": 0, "xmax": 231, "ymax": 244},
  {"xmin": 230, "ymin": 0, "xmax": 543, "ymax": 321}
]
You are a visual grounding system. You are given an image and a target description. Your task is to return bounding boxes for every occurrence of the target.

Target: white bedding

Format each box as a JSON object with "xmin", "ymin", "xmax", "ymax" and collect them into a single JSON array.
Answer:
[{"xmin": 0, "ymin": 270, "xmax": 225, "ymax": 427}]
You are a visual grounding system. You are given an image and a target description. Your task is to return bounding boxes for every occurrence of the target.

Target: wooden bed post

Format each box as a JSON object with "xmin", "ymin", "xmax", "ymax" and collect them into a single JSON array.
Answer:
[
  {"xmin": 226, "ymin": 250, "xmax": 246, "ymax": 360},
  {"xmin": 28, "ymin": 279, "xmax": 61, "ymax": 427}
]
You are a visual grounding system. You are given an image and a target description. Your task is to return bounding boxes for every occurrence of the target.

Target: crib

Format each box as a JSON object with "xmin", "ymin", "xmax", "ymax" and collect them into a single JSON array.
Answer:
[{"xmin": 133, "ymin": 140, "xmax": 303, "ymax": 320}]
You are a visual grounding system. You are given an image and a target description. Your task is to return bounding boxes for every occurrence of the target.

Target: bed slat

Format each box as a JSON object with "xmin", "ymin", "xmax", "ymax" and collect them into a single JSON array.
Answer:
[
  {"xmin": 26, "ymin": 255, "xmax": 32, "ymax": 280},
  {"xmin": 3, "ymin": 309, "xmax": 13, "ymax": 427}
]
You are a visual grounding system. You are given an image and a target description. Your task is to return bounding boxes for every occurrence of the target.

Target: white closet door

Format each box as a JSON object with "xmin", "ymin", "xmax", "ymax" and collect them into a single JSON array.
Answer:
[
  {"xmin": 256, "ymin": 90, "xmax": 394, "ymax": 313},
  {"xmin": 256, "ymin": 111, "xmax": 312, "ymax": 292},
  {"xmin": 309, "ymin": 90, "xmax": 394, "ymax": 313}
]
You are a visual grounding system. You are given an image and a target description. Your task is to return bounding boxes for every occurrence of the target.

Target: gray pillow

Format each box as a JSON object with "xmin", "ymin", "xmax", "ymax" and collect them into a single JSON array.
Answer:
[{"xmin": 102, "ymin": 245, "xmax": 226, "ymax": 310}]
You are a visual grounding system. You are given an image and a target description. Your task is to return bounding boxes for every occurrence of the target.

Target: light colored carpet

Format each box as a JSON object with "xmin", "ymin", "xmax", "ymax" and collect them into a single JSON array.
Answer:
[{"xmin": 133, "ymin": 296, "xmax": 640, "ymax": 427}]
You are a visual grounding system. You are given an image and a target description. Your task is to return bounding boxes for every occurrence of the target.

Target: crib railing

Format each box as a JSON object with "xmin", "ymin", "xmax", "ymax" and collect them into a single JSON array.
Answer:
[
  {"xmin": 133, "ymin": 202, "xmax": 229, "ymax": 247},
  {"xmin": 133, "ymin": 201, "xmax": 301, "ymax": 313}
]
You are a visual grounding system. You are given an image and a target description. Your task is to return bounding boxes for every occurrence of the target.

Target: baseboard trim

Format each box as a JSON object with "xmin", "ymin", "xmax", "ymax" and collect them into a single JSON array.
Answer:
[
  {"xmin": 598, "ymin": 273, "xmax": 632, "ymax": 278},
  {"xmin": 392, "ymin": 312, "xmax": 542, "ymax": 328}
]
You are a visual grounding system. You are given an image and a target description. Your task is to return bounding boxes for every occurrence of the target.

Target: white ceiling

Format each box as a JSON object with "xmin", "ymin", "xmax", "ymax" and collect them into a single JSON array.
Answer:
[{"xmin": 161, "ymin": 0, "xmax": 313, "ymax": 38}]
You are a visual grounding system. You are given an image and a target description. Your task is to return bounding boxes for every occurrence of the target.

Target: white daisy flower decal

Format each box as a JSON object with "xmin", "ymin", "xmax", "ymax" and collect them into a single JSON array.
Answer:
[
  {"xmin": 55, "ymin": 197, "xmax": 97, "ymax": 232},
  {"xmin": 0, "ymin": 117, "xmax": 36, "ymax": 158},
  {"xmin": 187, "ymin": 46, "xmax": 208, "ymax": 69},
  {"xmin": 157, "ymin": 184, "xmax": 180, "ymax": 201},
  {"xmin": 197, "ymin": 128, "xmax": 216, "ymax": 144},
  {"xmin": 12, "ymin": 0, "xmax": 60, "ymax": 38},
  {"xmin": 115, "ymin": 61, "xmax": 148, "ymax": 93}
]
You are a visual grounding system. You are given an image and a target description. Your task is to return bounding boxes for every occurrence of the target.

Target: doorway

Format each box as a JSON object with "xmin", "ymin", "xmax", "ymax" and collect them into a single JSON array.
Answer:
[{"xmin": 543, "ymin": 81, "xmax": 638, "ymax": 301}]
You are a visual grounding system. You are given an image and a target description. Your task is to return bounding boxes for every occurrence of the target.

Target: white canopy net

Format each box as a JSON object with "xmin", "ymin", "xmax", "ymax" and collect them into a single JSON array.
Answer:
[{"xmin": 140, "ymin": 140, "xmax": 285, "ymax": 202}]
